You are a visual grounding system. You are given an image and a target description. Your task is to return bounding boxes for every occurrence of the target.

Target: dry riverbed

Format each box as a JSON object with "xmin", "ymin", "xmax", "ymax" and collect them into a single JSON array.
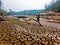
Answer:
[{"xmin": 0, "ymin": 17, "xmax": 60, "ymax": 45}]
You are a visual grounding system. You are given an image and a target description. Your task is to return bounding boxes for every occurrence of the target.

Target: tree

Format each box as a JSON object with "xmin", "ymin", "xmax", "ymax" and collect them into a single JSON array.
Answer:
[{"xmin": 44, "ymin": 0, "xmax": 60, "ymax": 12}]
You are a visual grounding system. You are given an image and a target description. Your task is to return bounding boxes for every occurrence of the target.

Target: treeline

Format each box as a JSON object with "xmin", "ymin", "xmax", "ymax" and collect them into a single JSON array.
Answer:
[
  {"xmin": 15, "ymin": 10, "xmax": 43, "ymax": 15},
  {"xmin": 44, "ymin": 0, "xmax": 60, "ymax": 12},
  {"xmin": 8, "ymin": 10, "xmax": 43, "ymax": 15},
  {"xmin": 8, "ymin": 0, "xmax": 60, "ymax": 15}
]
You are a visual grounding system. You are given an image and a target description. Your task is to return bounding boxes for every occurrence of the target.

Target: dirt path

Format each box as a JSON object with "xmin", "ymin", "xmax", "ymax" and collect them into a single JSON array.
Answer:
[
  {"xmin": 40, "ymin": 18, "xmax": 60, "ymax": 30},
  {"xmin": 24, "ymin": 18, "xmax": 60, "ymax": 30}
]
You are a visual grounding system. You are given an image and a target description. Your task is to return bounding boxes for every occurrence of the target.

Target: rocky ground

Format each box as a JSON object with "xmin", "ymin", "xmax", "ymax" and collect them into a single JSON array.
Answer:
[{"xmin": 0, "ymin": 17, "xmax": 60, "ymax": 45}]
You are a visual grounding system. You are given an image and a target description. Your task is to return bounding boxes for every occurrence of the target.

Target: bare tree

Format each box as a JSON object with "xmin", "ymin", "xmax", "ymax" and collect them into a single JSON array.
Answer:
[{"xmin": 0, "ymin": 0, "xmax": 1, "ymax": 9}]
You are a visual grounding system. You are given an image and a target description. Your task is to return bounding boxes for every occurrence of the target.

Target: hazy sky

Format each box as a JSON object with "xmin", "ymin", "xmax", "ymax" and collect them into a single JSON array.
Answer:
[{"xmin": 2, "ymin": 0, "xmax": 52, "ymax": 12}]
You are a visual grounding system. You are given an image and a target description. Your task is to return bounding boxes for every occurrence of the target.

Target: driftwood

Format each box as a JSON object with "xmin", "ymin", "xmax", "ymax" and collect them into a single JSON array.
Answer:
[{"xmin": 0, "ymin": 16, "xmax": 6, "ymax": 22}]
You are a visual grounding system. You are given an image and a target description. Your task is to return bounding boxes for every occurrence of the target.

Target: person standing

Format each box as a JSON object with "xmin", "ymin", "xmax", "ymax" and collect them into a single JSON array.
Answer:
[{"xmin": 37, "ymin": 14, "xmax": 42, "ymax": 26}]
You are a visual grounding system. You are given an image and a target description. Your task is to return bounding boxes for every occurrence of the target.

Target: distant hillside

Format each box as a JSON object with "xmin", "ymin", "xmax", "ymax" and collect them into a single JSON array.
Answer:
[{"xmin": 8, "ymin": 10, "xmax": 43, "ymax": 15}]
